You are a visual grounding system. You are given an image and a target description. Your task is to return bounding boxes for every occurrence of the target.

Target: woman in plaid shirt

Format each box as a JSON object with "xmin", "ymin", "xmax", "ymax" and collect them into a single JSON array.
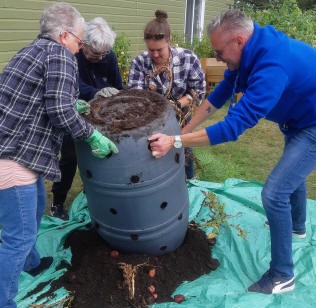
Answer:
[
  {"xmin": 0, "ymin": 3, "xmax": 117, "ymax": 307},
  {"xmin": 128, "ymin": 10, "xmax": 206, "ymax": 180}
]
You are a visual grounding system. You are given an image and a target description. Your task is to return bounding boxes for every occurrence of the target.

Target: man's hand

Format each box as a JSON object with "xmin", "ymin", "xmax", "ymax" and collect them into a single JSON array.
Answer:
[
  {"xmin": 76, "ymin": 99, "xmax": 90, "ymax": 115},
  {"xmin": 148, "ymin": 133, "xmax": 174, "ymax": 158},
  {"xmin": 94, "ymin": 87, "xmax": 119, "ymax": 98},
  {"xmin": 85, "ymin": 130, "xmax": 118, "ymax": 158}
]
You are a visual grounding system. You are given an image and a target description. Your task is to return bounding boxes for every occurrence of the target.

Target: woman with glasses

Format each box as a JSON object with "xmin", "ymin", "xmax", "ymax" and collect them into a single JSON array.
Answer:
[
  {"xmin": 128, "ymin": 10, "xmax": 206, "ymax": 180},
  {"xmin": 50, "ymin": 17, "xmax": 123, "ymax": 220}
]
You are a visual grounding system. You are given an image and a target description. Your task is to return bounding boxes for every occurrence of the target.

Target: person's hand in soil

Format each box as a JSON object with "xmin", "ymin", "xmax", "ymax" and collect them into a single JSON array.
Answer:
[
  {"xmin": 76, "ymin": 99, "xmax": 91, "ymax": 115},
  {"xmin": 85, "ymin": 129, "xmax": 118, "ymax": 158},
  {"xmin": 94, "ymin": 87, "xmax": 119, "ymax": 98}
]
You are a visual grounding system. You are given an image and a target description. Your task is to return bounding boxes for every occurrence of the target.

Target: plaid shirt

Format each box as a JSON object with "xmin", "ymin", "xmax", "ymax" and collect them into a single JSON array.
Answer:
[
  {"xmin": 128, "ymin": 46, "xmax": 205, "ymax": 102},
  {"xmin": 0, "ymin": 37, "xmax": 94, "ymax": 181}
]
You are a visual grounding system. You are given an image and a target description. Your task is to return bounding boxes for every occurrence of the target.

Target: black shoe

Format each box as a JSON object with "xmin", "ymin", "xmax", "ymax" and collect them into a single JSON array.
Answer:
[
  {"xmin": 50, "ymin": 203, "xmax": 69, "ymax": 220},
  {"xmin": 247, "ymin": 270, "xmax": 295, "ymax": 294},
  {"xmin": 25, "ymin": 257, "xmax": 53, "ymax": 276}
]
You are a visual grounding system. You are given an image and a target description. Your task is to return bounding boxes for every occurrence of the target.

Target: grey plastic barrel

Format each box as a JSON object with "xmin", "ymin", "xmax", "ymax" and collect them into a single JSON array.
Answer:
[{"xmin": 76, "ymin": 89, "xmax": 189, "ymax": 256}]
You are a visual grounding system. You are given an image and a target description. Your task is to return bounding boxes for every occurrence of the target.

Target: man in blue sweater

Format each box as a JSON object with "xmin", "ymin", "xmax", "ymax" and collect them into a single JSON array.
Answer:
[
  {"xmin": 148, "ymin": 9, "xmax": 316, "ymax": 294},
  {"xmin": 51, "ymin": 17, "xmax": 122, "ymax": 219}
]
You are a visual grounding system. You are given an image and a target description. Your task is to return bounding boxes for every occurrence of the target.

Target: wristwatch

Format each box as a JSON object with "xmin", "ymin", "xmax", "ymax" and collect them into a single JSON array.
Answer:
[{"xmin": 173, "ymin": 135, "xmax": 183, "ymax": 149}]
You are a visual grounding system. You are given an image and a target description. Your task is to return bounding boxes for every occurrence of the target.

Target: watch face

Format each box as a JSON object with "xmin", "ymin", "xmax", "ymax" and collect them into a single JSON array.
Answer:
[{"xmin": 174, "ymin": 140, "xmax": 182, "ymax": 148}]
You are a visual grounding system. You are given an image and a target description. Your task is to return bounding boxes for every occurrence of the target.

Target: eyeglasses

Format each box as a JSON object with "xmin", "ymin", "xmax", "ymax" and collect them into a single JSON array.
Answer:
[
  {"xmin": 86, "ymin": 45, "xmax": 110, "ymax": 58},
  {"xmin": 67, "ymin": 31, "xmax": 87, "ymax": 48},
  {"xmin": 144, "ymin": 33, "xmax": 165, "ymax": 40}
]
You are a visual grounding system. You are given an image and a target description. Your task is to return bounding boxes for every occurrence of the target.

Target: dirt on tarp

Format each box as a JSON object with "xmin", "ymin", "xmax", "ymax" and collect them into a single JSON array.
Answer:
[{"xmin": 48, "ymin": 223, "xmax": 219, "ymax": 308}]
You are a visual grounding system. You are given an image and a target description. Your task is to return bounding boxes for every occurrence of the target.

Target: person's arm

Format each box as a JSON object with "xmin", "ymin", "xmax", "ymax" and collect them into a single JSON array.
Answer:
[
  {"xmin": 78, "ymin": 78, "xmax": 98, "ymax": 101},
  {"xmin": 185, "ymin": 52, "xmax": 206, "ymax": 105},
  {"xmin": 107, "ymin": 51, "xmax": 123, "ymax": 89},
  {"xmin": 127, "ymin": 55, "xmax": 146, "ymax": 89},
  {"xmin": 44, "ymin": 50, "xmax": 93, "ymax": 139},
  {"xmin": 182, "ymin": 98, "xmax": 218, "ymax": 134}
]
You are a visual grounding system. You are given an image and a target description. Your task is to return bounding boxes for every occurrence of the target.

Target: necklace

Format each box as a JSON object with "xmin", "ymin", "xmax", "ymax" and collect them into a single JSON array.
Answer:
[{"xmin": 146, "ymin": 48, "xmax": 173, "ymax": 98}]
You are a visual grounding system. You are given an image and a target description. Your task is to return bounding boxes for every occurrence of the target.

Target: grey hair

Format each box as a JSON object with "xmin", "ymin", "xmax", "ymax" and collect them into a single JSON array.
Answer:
[
  {"xmin": 84, "ymin": 17, "xmax": 116, "ymax": 52},
  {"xmin": 207, "ymin": 9, "xmax": 254, "ymax": 38},
  {"xmin": 40, "ymin": 2, "xmax": 84, "ymax": 38}
]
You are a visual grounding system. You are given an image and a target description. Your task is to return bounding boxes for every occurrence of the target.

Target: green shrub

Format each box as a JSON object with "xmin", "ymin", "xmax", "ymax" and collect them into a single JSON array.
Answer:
[
  {"xmin": 112, "ymin": 33, "xmax": 132, "ymax": 84},
  {"xmin": 243, "ymin": 0, "xmax": 316, "ymax": 46},
  {"xmin": 172, "ymin": 32, "xmax": 215, "ymax": 58}
]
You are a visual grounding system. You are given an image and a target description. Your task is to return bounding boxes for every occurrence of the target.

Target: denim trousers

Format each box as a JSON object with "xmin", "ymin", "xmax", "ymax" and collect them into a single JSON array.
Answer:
[
  {"xmin": 0, "ymin": 177, "xmax": 46, "ymax": 308},
  {"xmin": 262, "ymin": 125, "xmax": 316, "ymax": 278}
]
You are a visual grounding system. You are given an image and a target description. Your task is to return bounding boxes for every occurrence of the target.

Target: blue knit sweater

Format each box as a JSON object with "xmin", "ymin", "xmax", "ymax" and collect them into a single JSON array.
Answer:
[{"xmin": 206, "ymin": 23, "xmax": 316, "ymax": 145}]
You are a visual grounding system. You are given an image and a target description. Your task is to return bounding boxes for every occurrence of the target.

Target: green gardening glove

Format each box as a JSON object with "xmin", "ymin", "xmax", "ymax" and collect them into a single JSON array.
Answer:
[
  {"xmin": 76, "ymin": 99, "xmax": 91, "ymax": 115},
  {"xmin": 85, "ymin": 130, "xmax": 118, "ymax": 158}
]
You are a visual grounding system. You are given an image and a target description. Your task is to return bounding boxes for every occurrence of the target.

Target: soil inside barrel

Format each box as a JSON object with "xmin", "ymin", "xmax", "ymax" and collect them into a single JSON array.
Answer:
[
  {"xmin": 46, "ymin": 223, "xmax": 219, "ymax": 308},
  {"xmin": 84, "ymin": 89, "xmax": 169, "ymax": 138}
]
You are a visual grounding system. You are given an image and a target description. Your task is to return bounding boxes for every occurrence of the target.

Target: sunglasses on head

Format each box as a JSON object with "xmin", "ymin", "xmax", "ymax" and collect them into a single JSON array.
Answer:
[{"xmin": 144, "ymin": 33, "xmax": 165, "ymax": 40}]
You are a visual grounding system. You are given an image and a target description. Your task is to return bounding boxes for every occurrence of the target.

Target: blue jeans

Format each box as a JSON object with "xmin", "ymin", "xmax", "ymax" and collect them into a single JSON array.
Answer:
[
  {"xmin": 262, "ymin": 125, "xmax": 316, "ymax": 278},
  {"xmin": 0, "ymin": 177, "xmax": 46, "ymax": 308}
]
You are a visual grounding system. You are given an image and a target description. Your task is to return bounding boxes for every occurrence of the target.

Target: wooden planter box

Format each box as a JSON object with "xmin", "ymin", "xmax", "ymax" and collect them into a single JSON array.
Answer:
[
  {"xmin": 200, "ymin": 57, "xmax": 242, "ymax": 102},
  {"xmin": 200, "ymin": 57, "xmax": 227, "ymax": 93}
]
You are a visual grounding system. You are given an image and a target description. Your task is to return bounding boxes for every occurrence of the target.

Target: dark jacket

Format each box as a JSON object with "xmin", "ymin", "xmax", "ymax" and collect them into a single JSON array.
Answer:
[{"xmin": 76, "ymin": 49, "xmax": 123, "ymax": 101}]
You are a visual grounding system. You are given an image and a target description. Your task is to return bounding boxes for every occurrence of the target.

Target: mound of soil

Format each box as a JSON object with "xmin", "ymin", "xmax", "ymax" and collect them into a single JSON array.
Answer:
[{"xmin": 50, "ymin": 223, "xmax": 219, "ymax": 307}]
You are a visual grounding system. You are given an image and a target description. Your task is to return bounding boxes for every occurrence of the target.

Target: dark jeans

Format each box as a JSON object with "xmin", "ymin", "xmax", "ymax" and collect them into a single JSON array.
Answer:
[
  {"xmin": 179, "ymin": 108, "xmax": 194, "ymax": 180},
  {"xmin": 51, "ymin": 134, "xmax": 77, "ymax": 205},
  {"xmin": 185, "ymin": 147, "xmax": 194, "ymax": 179}
]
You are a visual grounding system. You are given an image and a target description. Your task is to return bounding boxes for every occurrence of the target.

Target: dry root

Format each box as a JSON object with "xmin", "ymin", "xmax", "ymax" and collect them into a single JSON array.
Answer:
[
  {"xmin": 118, "ymin": 262, "xmax": 148, "ymax": 300},
  {"xmin": 29, "ymin": 294, "xmax": 74, "ymax": 308}
]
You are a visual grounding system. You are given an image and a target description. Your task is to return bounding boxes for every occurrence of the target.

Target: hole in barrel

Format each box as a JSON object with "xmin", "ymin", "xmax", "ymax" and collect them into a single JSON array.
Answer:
[
  {"xmin": 130, "ymin": 175, "xmax": 140, "ymax": 183},
  {"xmin": 178, "ymin": 213, "xmax": 183, "ymax": 220},
  {"xmin": 160, "ymin": 202, "xmax": 168, "ymax": 209},
  {"xmin": 130, "ymin": 234, "xmax": 139, "ymax": 240},
  {"xmin": 94, "ymin": 222, "xmax": 99, "ymax": 229},
  {"xmin": 175, "ymin": 153, "xmax": 180, "ymax": 163},
  {"xmin": 86, "ymin": 170, "xmax": 92, "ymax": 178},
  {"xmin": 160, "ymin": 245, "xmax": 167, "ymax": 251},
  {"xmin": 110, "ymin": 208, "xmax": 117, "ymax": 215}
]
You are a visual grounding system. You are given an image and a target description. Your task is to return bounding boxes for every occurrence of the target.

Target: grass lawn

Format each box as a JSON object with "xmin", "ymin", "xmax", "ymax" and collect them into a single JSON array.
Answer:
[
  {"xmin": 44, "ymin": 104, "xmax": 316, "ymax": 212},
  {"xmin": 194, "ymin": 105, "xmax": 316, "ymax": 200}
]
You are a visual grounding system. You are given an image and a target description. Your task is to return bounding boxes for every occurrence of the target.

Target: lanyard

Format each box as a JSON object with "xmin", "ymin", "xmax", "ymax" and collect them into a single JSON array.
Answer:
[{"xmin": 230, "ymin": 73, "xmax": 239, "ymax": 108}]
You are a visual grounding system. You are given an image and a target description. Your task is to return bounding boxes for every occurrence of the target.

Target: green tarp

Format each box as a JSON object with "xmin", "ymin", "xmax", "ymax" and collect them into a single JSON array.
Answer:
[{"xmin": 14, "ymin": 178, "xmax": 316, "ymax": 307}]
